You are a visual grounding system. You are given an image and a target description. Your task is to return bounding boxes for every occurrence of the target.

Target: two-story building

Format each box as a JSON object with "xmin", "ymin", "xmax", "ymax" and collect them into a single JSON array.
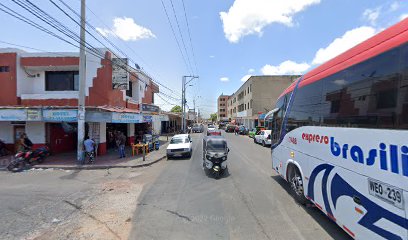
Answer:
[
  {"xmin": 227, "ymin": 75, "xmax": 299, "ymax": 128},
  {"xmin": 0, "ymin": 48, "xmax": 167, "ymax": 155}
]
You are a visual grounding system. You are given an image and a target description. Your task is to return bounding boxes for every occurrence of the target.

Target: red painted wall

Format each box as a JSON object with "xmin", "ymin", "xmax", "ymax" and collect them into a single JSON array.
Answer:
[
  {"xmin": 22, "ymin": 99, "xmax": 78, "ymax": 106},
  {"xmin": 142, "ymin": 82, "xmax": 159, "ymax": 104},
  {"xmin": 0, "ymin": 53, "xmax": 18, "ymax": 105},
  {"xmin": 21, "ymin": 57, "xmax": 79, "ymax": 67}
]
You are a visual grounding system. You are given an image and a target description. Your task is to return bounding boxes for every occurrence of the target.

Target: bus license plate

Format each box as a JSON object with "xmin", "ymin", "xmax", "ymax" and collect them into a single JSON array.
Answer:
[{"xmin": 368, "ymin": 179, "xmax": 404, "ymax": 209}]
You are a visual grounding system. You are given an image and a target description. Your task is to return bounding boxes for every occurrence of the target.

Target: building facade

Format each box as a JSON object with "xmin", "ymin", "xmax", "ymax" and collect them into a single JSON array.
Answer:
[
  {"xmin": 0, "ymin": 48, "xmax": 169, "ymax": 156},
  {"xmin": 227, "ymin": 75, "xmax": 299, "ymax": 128},
  {"xmin": 217, "ymin": 94, "xmax": 229, "ymax": 122}
]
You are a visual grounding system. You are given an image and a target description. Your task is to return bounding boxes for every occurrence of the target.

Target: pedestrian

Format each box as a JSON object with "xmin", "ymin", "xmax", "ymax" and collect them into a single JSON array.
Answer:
[
  {"xmin": 234, "ymin": 126, "xmax": 239, "ymax": 135},
  {"xmin": 83, "ymin": 136, "xmax": 95, "ymax": 164},
  {"xmin": 118, "ymin": 132, "xmax": 126, "ymax": 158}
]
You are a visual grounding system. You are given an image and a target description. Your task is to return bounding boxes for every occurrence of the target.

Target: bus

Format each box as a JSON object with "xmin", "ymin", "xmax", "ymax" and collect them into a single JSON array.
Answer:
[{"xmin": 270, "ymin": 18, "xmax": 408, "ymax": 239}]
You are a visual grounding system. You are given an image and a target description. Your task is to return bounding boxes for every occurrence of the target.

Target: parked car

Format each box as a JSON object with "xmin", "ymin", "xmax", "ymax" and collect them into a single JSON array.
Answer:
[
  {"xmin": 207, "ymin": 124, "xmax": 216, "ymax": 131},
  {"xmin": 254, "ymin": 130, "xmax": 272, "ymax": 147},
  {"xmin": 248, "ymin": 126, "xmax": 265, "ymax": 138},
  {"xmin": 166, "ymin": 134, "xmax": 192, "ymax": 159},
  {"xmin": 225, "ymin": 125, "xmax": 235, "ymax": 133},
  {"xmin": 238, "ymin": 126, "xmax": 248, "ymax": 135},
  {"xmin": 207, "ymin": 129, "xmax": 222, "ymax": 136},
  {"xmin": 192, "ymin": 124, "xmax": 204, "ymax": 133}
]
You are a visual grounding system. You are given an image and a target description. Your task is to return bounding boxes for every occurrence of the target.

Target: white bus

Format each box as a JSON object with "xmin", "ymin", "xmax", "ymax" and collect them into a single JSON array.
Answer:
[{"xmin": 270, "ymin": 19, "xmax": 408, "ymax": 239}]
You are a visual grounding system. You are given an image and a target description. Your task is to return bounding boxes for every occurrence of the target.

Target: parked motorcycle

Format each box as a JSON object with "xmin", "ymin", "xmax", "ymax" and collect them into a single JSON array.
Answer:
[
  {"xmin": 7, "ymin": 146, "xmax": 50, "ymax": 172},
  {"xmin": 202, "ymin": 136, "xmax": 229, "ymax": 179}
]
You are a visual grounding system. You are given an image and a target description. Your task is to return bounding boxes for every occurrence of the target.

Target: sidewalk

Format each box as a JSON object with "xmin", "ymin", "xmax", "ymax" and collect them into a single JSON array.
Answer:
[{"xmin": 1, "ymin": 136, "xmax": 171, "ymax": 171}]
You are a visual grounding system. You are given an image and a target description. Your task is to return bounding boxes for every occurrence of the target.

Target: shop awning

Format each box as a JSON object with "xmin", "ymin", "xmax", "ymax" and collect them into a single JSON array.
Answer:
[{"xmin": 264, "ymin": 108, "xmax": 279, "ymax": 120}]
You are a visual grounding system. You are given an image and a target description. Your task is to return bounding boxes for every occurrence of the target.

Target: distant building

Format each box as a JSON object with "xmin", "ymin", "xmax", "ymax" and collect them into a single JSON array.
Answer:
[
  {"xmin": 227, "ymin": 75, "xmax": 299, "ymax": 128},
  {"xmin": 217, "ymin": 94, "xmax": 229, "ymax": 122}
]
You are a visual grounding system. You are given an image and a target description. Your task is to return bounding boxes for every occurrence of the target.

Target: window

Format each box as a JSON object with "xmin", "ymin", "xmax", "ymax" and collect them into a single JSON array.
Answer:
[
  {"xmin": 45, "ymin": 71, "xmax": 79, "ymax": 91},
  {"xmin": 0, "ymin": 66, "xmax": 10, "ymax": 72},
  {"xmin": 126, "ymin": 81, "xmax": 133, "ymax": 97}
]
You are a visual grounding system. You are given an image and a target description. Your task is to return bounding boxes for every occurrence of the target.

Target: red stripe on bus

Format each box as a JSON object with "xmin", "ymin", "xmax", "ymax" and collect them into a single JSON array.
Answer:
[
  {"xmin": 343, "ymin": 225, "xmax": 355, "ymax": 238},
  {"xmin": 327, "ymin": 213, "xmax": 336, "ymax": 222},
  {"xmin": 279, "ymin": 18, "xmax": 408, "ymax": 99},
  {"xmin": 315, "ymin": 202, "xmax": 322, "ymax": 210}
]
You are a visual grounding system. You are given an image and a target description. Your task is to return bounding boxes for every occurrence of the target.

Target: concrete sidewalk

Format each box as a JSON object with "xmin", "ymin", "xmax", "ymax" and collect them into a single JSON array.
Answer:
[{"xmin": 1, "ymin": 136, "xmax": 171, "ymax": 171}]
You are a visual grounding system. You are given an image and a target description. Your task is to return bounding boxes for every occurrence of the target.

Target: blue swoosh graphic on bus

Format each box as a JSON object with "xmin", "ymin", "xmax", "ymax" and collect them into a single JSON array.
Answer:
[
  {"xmin": 308, "ymin": 164, "xmax": 408, "ymax": 240},
  {"xmin": 307, "ymin": 164, "xmax": 334, "ymax": 216},
  {"xmin": 331, "ymin": 173, "xmax": 408, "ymax": 240}
]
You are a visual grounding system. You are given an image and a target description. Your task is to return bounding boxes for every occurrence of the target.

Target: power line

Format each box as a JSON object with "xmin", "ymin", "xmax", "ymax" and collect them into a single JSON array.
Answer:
[
  {"xmin": 169, "ymin": 0, "xmax": 194, "ymax": 74},
  {"xmin": 160, "ymin": 0, "xmax": 192, "ymax": 75},
  {"xmin": 7, "ymin": 0, "xmax": 182, "ymax": 101},
  {"xmin": 181, "ymin": 0, "xmax": 198, "ymax": 74}
]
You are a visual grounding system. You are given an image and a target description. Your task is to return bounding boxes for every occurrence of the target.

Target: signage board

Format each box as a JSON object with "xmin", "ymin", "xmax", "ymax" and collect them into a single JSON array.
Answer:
[
  {"xmin": 143, "ymin": 115, "xmax": 153, "ymax": 123},
  {"xmin": 141, "ymin": 104, "xmax": 160, "ymax": 113},
  {"xmin": 43, "ymin": 109, "xmax": 78, "ymax": 122},
  {"xmin": 0, "ymin": 109, "xmax": 27, "ymax": 121},
  {"xmin": 159, "ymin": 115, "xmax": 169, "ymax": 121},
  {"xmin": 258, "ymin": 113, "xmax": 266, "ymax": 120},
  {"xmin": 237, "ymin": 110, "xmax": 247, "ymax": 118},
  {"xmin": 112, "ymin": 112, "xmax": 142, "ymax": 123},
  {"xmin": 112, "ymin": 58, "xmax": 129, "ymax": 90},
  {"xmin": 27, "ymin": 109, "xmax": 42, "ymax": 121}
]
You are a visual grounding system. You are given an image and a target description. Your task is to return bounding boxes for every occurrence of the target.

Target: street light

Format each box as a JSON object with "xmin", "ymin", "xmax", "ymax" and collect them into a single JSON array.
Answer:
[{"xmin": 182, "ymin": 75, "xmax": 198, "ymax": 132}]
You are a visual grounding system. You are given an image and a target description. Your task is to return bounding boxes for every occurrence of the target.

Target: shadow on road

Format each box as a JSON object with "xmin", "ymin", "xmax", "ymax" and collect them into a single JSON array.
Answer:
[
  {"xmin": 270, "ymin": 175, "xmax": 352, "ymax": 240},
  {"xmin": 166, "ymin": 157, "xmax": 192, "ymax": 161}
]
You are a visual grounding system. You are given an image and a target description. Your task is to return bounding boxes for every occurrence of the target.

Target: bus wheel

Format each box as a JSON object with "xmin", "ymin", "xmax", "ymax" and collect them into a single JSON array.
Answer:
[{"xmin": 289, "ymin": 166, "xmax": 308, "ymax": 205}]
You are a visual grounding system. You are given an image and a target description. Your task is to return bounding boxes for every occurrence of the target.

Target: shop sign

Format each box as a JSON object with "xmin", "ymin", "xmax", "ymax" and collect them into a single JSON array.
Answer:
[
  {"xmin": 112, "ymin": 58, "xmax": 129, "ymax": 90},
  {"xmin": 143, "ymin": 115, "xmax": 153, "ymax": 123},
  {"xmin": 43, "ymin": 109, "xmax": 78, "ymax": 122},
  {"xmin": 27, "ymin": 109, "xmax": 42, "ymax": 121},
  {"xmin": 159, "ymin": 115, "xmax": 169, "ymax": 121},
  {"xmin": 112, "ymin": 112, "xmax": 142, "ymax": 123},
  {"xmin": 237, "ymin": 110, "xmax": 247, "ymax": 118},
  {"xmin": 258, "ymin": 113, "xmax": 266, "ymax": 120},
  {"xmin": 141, "ymin": 104, "xmax": 159, "ymax": 113},
  {"xmin": 0, "ymin": 109, "xmax": 27, "ymax": 121}
]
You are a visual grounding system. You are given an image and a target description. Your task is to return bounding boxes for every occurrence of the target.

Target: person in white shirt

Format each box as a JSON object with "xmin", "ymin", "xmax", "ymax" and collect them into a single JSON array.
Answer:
[{"xmin": 83, "ymin": 136, "xmax": 95, "ymax": 164}]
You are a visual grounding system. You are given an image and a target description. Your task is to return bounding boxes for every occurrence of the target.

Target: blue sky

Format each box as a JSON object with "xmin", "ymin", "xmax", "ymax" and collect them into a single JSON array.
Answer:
[{"xmin": 0, "ymin": 0, "xmax": 407, "ymax": 117}]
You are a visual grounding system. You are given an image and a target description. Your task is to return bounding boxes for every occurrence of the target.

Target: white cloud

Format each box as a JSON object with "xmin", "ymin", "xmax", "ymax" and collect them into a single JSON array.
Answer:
[
  {"xmin": 248, "ymin": 68, "xmax": 255, "ymax": 73},
  {"xmin": 209, "ymin": 55, "xmax": 215, "ymax": 58},
  {"xmin": 312, "ymin": 26, "xmax": 376, "ymax": 65},
  {"xmin": 220, "ymin": 77, "xmax": 229, "ymax": 82},
  {"xmin": 219, "ymin": 0, "xmax": 320, "ymax": 43},
  {"xmin": 261, "ymin": 60, "xmax": 310, "ymax": 75},
  {"xmin": 363, "ymin": 8, "xmax": 381, "ymax": 26},
  {"xmin": 241, "ymin": 74, "xmax": 251, "ymax": 82},
  {"xmin": 390, "ymin": 2, "xmax": 399, "ymax": 12},
  {"xmin": 96, "ymin": 17, "xmax": 155, "ymax": 41},
  {"xmin": 400, "ymin": 13, "xmax": 408, "ymax": 21}
]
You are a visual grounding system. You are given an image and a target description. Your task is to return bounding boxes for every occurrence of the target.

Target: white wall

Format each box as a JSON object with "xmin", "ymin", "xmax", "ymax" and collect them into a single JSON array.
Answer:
[
  {"xmin": 127, "ymin": 123, "xmax": 135, "ymax": 137},
  {"xmin": 0, "ymin": 122, "xmax": 13, "ymax": 144},
  {"xmin": 152, "ymin": 116, "xmax": 162, "ymax": 135},
  {"xmin": 16, "ymin": 51, "xmax": 102, "ymax": 97},
  {"xmin": 26, "ymin": 122, "xmax": 45, "ymax": 144},
  {"xmin": 99, "ymin": 122, "xmax": 106, "ymax": 143}
]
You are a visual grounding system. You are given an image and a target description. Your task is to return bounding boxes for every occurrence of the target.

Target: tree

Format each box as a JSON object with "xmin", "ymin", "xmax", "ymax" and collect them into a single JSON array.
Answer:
[
  {"xmin": 171, "ymin": 105, "xmax": 182, "ymax": 113},
  {"xmin": 210, "ymin": 113, "xmax": 217, "ymax": 122}
]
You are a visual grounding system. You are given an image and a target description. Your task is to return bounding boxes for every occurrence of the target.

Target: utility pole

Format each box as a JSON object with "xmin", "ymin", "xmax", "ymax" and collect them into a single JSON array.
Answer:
[
  {"xmin": 77, "ymin": 0, "xmax": 86, "ymax": 164},
  {"xmin": 193, "ymin": 99, "xmax": 196, "ymax": 123},
  {"xmin": 181, "ymin": 75, "xmax": 198, "ymax": 133}
]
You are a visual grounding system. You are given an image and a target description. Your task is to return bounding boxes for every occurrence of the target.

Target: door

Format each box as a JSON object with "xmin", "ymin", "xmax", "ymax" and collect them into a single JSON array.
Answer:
[{"xmin": 49, "ymin": 123, "xmax": 76, "ymax": 154}]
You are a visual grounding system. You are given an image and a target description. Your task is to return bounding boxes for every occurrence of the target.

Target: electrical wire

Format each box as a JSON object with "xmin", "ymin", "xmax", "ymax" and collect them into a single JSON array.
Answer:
[
  {"xmin": 180, "ymin": 0, "xmax": 198, "ymax": 74},
  {"xmin": 160, "ymin": 0, "xmax": 192, "ymax": 75}
]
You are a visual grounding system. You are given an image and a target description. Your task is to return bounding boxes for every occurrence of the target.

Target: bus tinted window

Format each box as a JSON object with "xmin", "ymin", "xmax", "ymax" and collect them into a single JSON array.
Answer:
[{"xmin": 287, "ymin": 80, "xmax": 323, "ymax": 131}]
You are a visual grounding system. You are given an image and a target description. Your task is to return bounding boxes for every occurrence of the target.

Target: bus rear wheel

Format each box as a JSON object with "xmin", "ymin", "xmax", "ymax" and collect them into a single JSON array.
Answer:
[{"xmin": 288, "ymin": 165, "xmax": 308, "ymax": 205}]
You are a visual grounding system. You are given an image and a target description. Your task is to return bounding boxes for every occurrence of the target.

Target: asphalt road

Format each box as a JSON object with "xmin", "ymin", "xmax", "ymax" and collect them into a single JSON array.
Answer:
[{"xmin": 130, "ymin": 131, "xmax": 351, "ymax": 240}]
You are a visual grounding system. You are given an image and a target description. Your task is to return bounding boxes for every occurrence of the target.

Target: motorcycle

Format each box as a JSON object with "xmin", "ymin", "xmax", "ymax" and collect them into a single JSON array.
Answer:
[
  {"xmin": 7, "ymin": 146, "xmax": 50, "ymax": 172},
  {"xmin": 202, "ymin": 136, "xmax": 229, "ymax": 179}
]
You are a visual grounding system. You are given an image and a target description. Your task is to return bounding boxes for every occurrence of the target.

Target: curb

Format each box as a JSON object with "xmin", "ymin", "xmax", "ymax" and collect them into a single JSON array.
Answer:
[{"xmin": 3, "ymin": 155, "xmax": 167, "ymax": 171}]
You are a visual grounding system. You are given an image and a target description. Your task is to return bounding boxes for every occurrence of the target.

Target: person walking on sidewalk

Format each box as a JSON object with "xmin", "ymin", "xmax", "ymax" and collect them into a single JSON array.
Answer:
[
  {"xmin": 117, "ymin": 132, "xmax": 126, "ymax": 158},
  {"xmin": 83, "ymin": 136, "xmax": 95, "ymax": 164}
]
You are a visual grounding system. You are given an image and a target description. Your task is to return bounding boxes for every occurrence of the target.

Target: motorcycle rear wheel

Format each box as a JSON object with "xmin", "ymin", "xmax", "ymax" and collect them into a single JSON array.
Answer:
[{"xmin": 7, "ymin": 160, "xmax": 26, "ymax": 172}]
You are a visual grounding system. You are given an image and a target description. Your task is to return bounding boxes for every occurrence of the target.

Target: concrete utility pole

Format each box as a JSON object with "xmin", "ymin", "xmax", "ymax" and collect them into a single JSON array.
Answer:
[
  {"xmin": 181, "ymin": 75, "xmax": 198, "ymax": 133},
  {"xmin": 77, "ymin": 0, "xmax": 86, "ymax": 164}
]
